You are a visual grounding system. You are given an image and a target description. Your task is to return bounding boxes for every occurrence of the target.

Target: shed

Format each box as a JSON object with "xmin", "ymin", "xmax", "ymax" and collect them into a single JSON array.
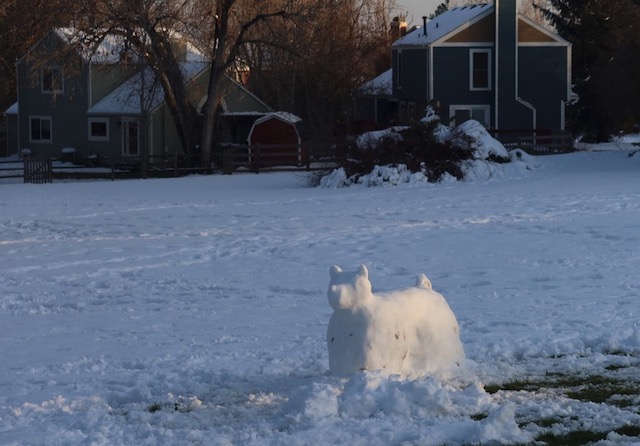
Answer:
[{"xmin": 247, "ymin": 112, "xmax": 302, "ymax": 166}]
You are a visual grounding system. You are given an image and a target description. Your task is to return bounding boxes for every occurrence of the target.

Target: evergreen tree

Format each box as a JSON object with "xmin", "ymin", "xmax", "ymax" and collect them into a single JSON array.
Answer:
[
  {"xmin": 429, "ymin": 0, "xmax": 449, "ymax": 19},
  {"xmin": 541, "ymin": 0, "xmax": 640, "ymax": 140}
]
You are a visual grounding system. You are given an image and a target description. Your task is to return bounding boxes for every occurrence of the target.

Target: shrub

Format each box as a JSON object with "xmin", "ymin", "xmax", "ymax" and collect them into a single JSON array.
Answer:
[{"xmin": 334, "ymin": 119, "xmax": 476, "ymax": 183}]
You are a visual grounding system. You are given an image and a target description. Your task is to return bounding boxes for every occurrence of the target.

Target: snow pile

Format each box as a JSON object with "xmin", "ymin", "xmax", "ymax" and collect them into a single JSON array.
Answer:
[
  {"xmin": 356, "ymin": 126, "xmax": 407, "ymax": 149},
  {"xmin": 288, "ymin": 373, "xmax": 534, "ymax": 445},
  {"xmin": 450, "ymin": 119, "xmax": 509, "ymax": 160},
  {"xmin": 320, "ymin": 165, "xmax": 428, "ymax": 188},
  {"xmin": 326, "ymin": 265, "xmax": 464, "ymax": 376},
  {"xmin": 321, "ymin": 119, "xmax": 536, "ymax": 187},
  {"xmin": 2, "ymin": 150, "xmax": 640, "ymax": 444}
]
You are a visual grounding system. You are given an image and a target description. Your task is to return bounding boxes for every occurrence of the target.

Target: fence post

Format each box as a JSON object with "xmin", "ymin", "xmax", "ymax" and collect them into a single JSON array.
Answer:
[
  {"xmin": 223, "ymin": 148, "xmax": 232, "ymax": 175},
  {"xmin": 253, "ymin": 145, "xmax": 260, "ymax": 174},
  {"xmin": 174, "ymin": 152, "xmax": 179, "ymax": 177}
]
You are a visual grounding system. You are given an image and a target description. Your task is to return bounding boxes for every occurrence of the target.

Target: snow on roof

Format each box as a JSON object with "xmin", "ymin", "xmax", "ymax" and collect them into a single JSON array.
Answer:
[
  {"xmin": 4, "ymin": 102, "xmax": 18, "ymax": 115},
  {"xmin": 250, "ymin": 111, "xmax": 302, "ymax": 127},
  {"xmin": 393, "ymin": 3, "xmax": 493, "ymax": 47},
  {"xmin": 359, "ymin": 69, "xmax": 392, "ymax": 96},
  {"xmin": 88, "ymin": 61, "xmax": 208, "ymax": 115},
  {"xmin": 54, "ymin": 28, "xmax": 207, "ymax": 64}
]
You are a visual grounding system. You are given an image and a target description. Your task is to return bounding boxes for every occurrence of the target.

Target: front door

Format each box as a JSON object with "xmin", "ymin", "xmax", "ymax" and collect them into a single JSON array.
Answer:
[{"xmin": 122, "ymin": 118, "xmax": 139, "ymax": 156}]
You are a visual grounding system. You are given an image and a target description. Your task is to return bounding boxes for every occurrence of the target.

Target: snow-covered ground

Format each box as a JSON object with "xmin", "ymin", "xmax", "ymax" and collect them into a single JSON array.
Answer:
[{"xmin": 1, "ymin": 149, "xmax": 640, "ymax": 445}]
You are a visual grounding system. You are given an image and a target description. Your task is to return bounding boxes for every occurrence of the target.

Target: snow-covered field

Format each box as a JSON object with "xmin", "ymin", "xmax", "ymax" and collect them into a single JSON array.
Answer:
[{"xmin": 1, "ymin": 150, "xmax": 640, "ymax": 445}]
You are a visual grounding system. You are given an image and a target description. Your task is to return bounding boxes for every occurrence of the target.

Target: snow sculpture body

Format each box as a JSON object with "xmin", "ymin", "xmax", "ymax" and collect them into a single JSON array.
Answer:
[{"xmin": 326, "ymin": 265, "xmax": 464, "ymax": 376}]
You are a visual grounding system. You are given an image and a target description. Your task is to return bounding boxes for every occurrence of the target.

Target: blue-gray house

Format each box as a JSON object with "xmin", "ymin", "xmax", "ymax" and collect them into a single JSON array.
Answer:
[{"xmin": 390, "ymin": 0, "xmax": 571, "ymax": 133}]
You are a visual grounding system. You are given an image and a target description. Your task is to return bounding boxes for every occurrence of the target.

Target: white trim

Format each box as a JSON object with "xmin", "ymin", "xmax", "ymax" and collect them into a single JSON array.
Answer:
[
  {"xmin": 396, "ymin": 50, "xmax": 403, "ymax": 90},
  {"xmin": 430, "ymin": 7, "xmax": 495, "ymax": 46},
  {"xmin": 88, "ymin": 117, "xmax": 110, "ymax": 142},
  {"xmin": 121, "ymin": 117, "xmax": 140, "ymax": 156},
  {"xmin": 28, "ymin": 116, "xmax": 53, "ymax": 143},
  {"xmin": 518, "ymin": 42, "xmax": 569, "ymax": 47},
  {"xmin": 517, "ymin": 14, "xmax": 571, "ymax": 46},
  {"xmin": 494, "ymin": 1, "xmax": 500, "ymax": 128},
  {"xmin": 435, "ymin": 42, "xmax": 494, "ymax": 47},
  {"xmin": 514, "ymin": 14, "xmax": 537, "ymax": 129},
  {"xmin": 449, "ymin": 105, "xmax": 491, "ymax": 127},
  {"xmin": 428, "ymin": 46, "xmax": 434, "ymax": 100},
  {"xmin": 470, "ymin": 49, "xmax": 492, "ymax": 91}
]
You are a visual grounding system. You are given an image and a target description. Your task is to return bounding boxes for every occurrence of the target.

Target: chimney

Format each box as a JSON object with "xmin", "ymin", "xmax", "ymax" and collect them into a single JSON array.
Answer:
[
  {"xmin": 422, "ymin": 16, "xmax": 428, "ymax": 37},
  {"xmin": 495, "ymin": 0, "xmax": 535, "ymax": 129},
  {"xmin": 390, "ymin": 16, "xmax": 408, "ymax": 40}
]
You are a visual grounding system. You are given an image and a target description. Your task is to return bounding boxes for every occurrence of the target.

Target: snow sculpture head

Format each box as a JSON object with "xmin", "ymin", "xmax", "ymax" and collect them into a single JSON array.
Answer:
[
  {"xmin": 327, "ymin": 264, "xmax": 372, "ymax": 311},
  {"xmin": 326, "ymin": 265, "xmax": 464, "ymax": 376}
]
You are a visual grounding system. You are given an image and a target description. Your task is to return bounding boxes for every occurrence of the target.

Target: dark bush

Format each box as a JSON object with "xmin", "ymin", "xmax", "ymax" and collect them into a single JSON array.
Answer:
[{"xmin": 334, "ymin": 119, "xmax": 477, "ymax": 183}]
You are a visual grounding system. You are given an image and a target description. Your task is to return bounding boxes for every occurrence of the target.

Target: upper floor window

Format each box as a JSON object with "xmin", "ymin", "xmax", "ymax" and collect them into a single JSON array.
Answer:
[
  {"xmin": 30, "ymin": 116, "xmax": 53, "ymax": 143},
  {"xmin": 41, "ymin": 67, "xmax": 64, "ymax": 94},
  {"xmin": 470, "ymin": 49, "xmax": 491, "ymax": 91}
]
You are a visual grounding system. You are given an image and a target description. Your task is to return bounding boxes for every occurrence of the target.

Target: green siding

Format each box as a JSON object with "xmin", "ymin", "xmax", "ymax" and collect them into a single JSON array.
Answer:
[{"xmin": 90, "ymin": 65, "xmax": 130, "ymax": 106}]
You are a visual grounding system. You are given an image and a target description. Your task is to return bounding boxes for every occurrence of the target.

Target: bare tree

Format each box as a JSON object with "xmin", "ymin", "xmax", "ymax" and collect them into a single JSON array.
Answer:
[
  {"xmin": 237, "ymin": 0, "xmax": 398, "ymax": 141},
  {"xmin": 197, "ymin": 0, "xmax": 301, "ymax": 168},
  {"xmin": 69, "ymin": 0, "xmax": 206, "ymax": 160},
  {"xmin": 0, "ymin": 0, "xmax": 72, "ymax": 108}
]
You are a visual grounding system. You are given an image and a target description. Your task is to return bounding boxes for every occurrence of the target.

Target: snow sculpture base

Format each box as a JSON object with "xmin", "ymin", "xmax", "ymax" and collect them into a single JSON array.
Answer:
[{"xmin": 326, "ymin": 265, "xmax": 464, "ymax": 376}]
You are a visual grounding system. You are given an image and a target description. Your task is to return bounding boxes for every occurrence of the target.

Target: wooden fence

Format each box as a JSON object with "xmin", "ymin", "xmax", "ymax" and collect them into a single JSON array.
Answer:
[
  {"xmin": 219, "ymin": 143, "xmax": 337, "ymax": 174},
  {"xmin": 491, "ymin": 131, "xmax": 574, "ymax": 154},
  {"xmin": 23, "ymin": 158, "xmax": 53, "ymax": 184},
  {"xmin": 0, "ymin": 146, "xmax": 339, "ymax": 183}
]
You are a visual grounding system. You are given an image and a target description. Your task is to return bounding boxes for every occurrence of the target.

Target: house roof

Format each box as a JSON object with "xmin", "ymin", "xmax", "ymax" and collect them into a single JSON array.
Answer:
[
  {"xmin": 359, "ymin": 69, "xmax": 392, "ymax": 96},
  {"xmin": 393, "ymin": 3, "xmax": 493, "ymax": 47},
  {"xmin": 252, "ymin": 111, "xmax": 301, "ymax": 126},
  {"xmin": 5, "ymin": 102, "xmax": 18, "ymax": 115},
  {"xmin": 54, "ymin": 28, "xmax": 207, "ymax": 64},
  {"xmin": 87, "ymin": 61, "xmax": 209, "ymax": 115}
]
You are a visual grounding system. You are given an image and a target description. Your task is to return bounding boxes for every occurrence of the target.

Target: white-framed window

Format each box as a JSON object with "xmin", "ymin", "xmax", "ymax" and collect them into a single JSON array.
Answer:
[
  {"xmin": 121, "ymin": 118, "xmax": 139, "ymax": 156},
  {"xmin": 88, "ymin": 118, "xmax": 110, "ymax": 142},
  {"xmin": 41, "ymin": 66, "xmax": 64, "ymax": 94},
  {"xmin": 470, "ymin": 49, "xmax": 491, "ymax": 91},
  {"xmin": 450, "ymin": 105, "xmax": 491, "ymax": 127},
  {"xmin": 29, "ymin": 116, "xmax": 53, "ymax": 143}
]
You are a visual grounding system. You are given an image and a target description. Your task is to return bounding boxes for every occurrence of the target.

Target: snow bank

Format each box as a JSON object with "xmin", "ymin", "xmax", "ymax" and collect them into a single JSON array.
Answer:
[
  {"xmin": 450, "ymin": 119, "xmax": 509, "ymax": 160},
  {"xmin": 326, "ymin": 265, "xmax": 464, "ymax": 376},
  {"xmin": 321, "ymin": 119, "xmax": 529, "ymax": 187}
]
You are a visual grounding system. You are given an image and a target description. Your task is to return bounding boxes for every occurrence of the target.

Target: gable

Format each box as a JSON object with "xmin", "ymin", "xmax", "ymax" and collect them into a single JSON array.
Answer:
[
  {"xmin": 444, "ymin": 14, "xmax": 494, "ymax": 43},
  {"xmin": 518, "ymin": 17, "xmax": 565, "ymax": 44}
]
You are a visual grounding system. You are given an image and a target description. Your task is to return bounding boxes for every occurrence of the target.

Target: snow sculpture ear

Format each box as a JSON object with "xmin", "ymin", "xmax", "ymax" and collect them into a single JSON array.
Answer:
[
  {"xmin": 416, "ymin": 274, "xmax": 432, "ymax": 289},
  {"xmin": 357, "ymin": 264, "xmax": 369, "ymax": 278},
  {"xmin": 330, "ymin": 265, "xmax": 342, "ymax": 280}
]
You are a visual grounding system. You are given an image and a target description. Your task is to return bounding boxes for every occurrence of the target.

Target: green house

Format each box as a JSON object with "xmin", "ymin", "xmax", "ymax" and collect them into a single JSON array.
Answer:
[
  {"xmin": 391, "ymin": 0, "xmax": 571, "ymax": 133},
  {"xmin": 5, "ymin": 28, "xmax": 272, "ymax": 160}
]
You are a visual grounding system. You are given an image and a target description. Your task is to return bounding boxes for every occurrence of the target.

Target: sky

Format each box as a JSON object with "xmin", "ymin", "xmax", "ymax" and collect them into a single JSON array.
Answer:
[{"xmin": 398, "ymin": 0, "xmax": 443, "ymax": 25}]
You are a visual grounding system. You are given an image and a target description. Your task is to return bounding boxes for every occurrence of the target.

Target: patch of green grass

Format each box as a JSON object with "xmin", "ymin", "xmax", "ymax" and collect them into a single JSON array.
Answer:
[
  {"xmin": 535, "ymin": 424, "xmax": 640, "ymax": 446},
  {"xmin": 536, "ymin": 429, "xmax": 608, "ymax": 445},
  {"xmin": 485, "ymin": 372, "xmax": 639, "ymax": 408},
  {"xmin": 483, "ymin": 360, "xmax": 640, "ymax": 445},
  {"xmin": 470, "ymin": 413, "xmax": 488, "ymax": 421},
  {"xmin": 147, "ymin": 403, "xmax": 163, "ymax": 413}
]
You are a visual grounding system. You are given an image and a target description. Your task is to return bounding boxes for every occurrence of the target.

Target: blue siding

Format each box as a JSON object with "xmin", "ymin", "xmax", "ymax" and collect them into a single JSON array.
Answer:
[
  {"xmin": 393, "ymin": 48, "xmax": 428, "ymax": 101},
  {"xmin": 432, "ymin": 47, "xmax": 493, "ymax": 124},
  {"xmin": 518, "ymin": 46, "xmax": 569, "ymax": 131}
]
